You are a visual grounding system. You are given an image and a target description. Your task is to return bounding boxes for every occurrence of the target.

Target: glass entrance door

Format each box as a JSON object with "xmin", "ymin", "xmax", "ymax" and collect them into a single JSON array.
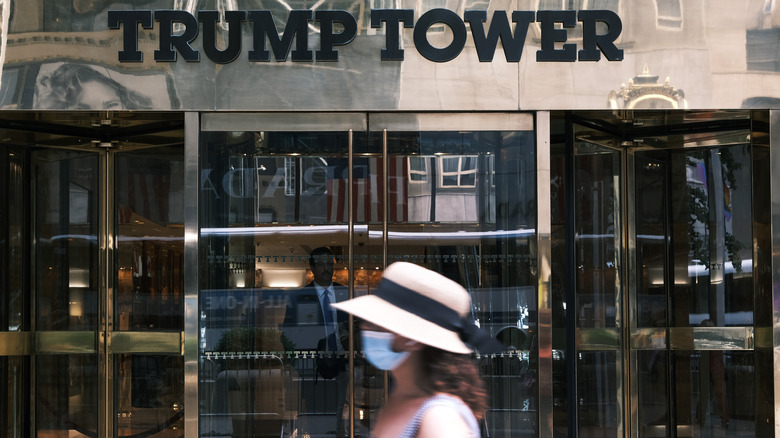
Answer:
[
  {"xmin": 197, "ymin": 112, "xmax": 538, "ymax": 438},
  {"xmin": 198, "ymin": 113, "xmax": 370, "ymax": 438},
  {"xmin": 554, "ymin": 111, "xmax": 774, "ymax": 438},
  {"xmin": 369, "ymin": 113, "xmax": 539, "ymax": 438}
]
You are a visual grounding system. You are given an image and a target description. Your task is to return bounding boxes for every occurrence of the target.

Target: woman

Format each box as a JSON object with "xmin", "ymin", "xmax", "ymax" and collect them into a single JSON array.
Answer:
[
  {"xmin": 35, "ymin": 63, "xmax": 153, "ymax": 110},
  {"xmin": 333, "ymin": 262, "xmax": 502, "ymax": 438}
]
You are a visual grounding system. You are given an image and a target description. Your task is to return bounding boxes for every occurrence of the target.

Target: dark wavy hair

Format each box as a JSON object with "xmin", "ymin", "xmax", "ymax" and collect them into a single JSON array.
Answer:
[{"xmin": 418, "ymin": 346, "xmax": 488, "ymax": 420}]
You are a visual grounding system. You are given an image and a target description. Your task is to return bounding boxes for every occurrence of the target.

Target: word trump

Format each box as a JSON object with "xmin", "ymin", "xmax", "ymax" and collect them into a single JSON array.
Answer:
[{"xmin": 109, "ymin": 8, "xmax": 623, "ymax": 64}]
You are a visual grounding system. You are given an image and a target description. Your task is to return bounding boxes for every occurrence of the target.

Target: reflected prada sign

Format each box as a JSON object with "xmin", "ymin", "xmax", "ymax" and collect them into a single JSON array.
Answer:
[{"xmin": 108, "ymin": 9, "xmax": 623, "ymax": 64}]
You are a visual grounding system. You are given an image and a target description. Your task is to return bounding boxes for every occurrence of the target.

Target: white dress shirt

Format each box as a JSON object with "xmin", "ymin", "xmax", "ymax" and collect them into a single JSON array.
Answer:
[{"xmin": 314, "ymin": 282, "xmax": 342, "ymax": 352}]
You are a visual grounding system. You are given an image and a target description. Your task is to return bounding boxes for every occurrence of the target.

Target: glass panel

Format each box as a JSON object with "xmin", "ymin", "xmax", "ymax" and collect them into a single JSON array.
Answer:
[
  {"xmin": 578, "ymin": 351, "xmax": 618, "ymax": 437},
  {"xmin": 36, "ymin": 354, "xmax": 98, "ymax": 437},
  {"xmin": 569, "ymin": 133, "xmax": 623, "ymax": 437},
  {"xmin": 115, "ymin": 147, "xmax": 185, "ymax": 331},
  {"xmin": 200, "ymin": 130, "xmax": 367, "ymax": 438},
  {"xmin": 1, "ymin": 151, "xmax": 28, "ymax": 437},
  {"xmin": 636, "ymin": 350, "xmax": 669, "ymax": 436},
  {"xmin": 752, "ymin": 139, "xmax": 772, "ymax": 329},
  {"xmin": 114, "ymin": 354, "xmax": 184, "ymax": 437},
  {"xmin": 114, "ymin": 146, "xmax": 185, "ymax": 437},
  {"xmin": 636, "ymin": 143, "xmax": 755, "ymax": 329},
  {"xmin": 635, "ymin": 153, "xmax": 668, "ymax": 328},
  {"xmin": 351, "ymin": 153, "xmax": 398, "ymax": 436},
  {"xmin": 574, "ymin": 143, "xmax": 621, "ymax": 330},
  {"xmin": 2, "ymin": 357, "xmax": 28, "ymax": 438},
  {"xmin": 34, "ymin": 150, "xmax": 99, "ymax": 331},
  {"xmin": 754, "ymin": 349, "xmax": 775, "ymax": 436},
  {"xmin": 663, "ymin": 145, "xmax": 753, "ymax": 328},
  {"xmin": 751, "ymin": 137, "xmax": 774, "ymax": 437},
  {"xmin": 674, "ymin": 350, "xmax": 755, "ymax": 436},
  {"xmin": 384, "ymin": 130, "xmax": 537, "ymax": 438},
  {"xmin": 550, "ymin": 140, "xmax": 569, "ymax": 437},
  {"xmin": 551, "ymin": 120, "xmax": 625, "ymax": 438},
  {"xmin": 4, "ymin": 148, "xmax": 26, "ymax": 332}
]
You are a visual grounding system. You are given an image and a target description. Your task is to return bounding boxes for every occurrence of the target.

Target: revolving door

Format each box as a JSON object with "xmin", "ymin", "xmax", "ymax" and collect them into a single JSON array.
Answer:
[{"xmin": 550, "ymin": 111, "xmax": 774, "ymax": 438}]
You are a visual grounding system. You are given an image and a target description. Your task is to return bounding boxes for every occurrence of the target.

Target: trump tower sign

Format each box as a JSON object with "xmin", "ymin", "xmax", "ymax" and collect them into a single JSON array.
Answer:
[{"xmin": 108, "ymin": 8, "xmax": 623, "ymax": 64}]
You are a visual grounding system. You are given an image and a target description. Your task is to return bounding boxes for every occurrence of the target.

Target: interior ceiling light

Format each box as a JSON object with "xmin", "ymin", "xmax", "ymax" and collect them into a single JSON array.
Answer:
[{"xmin": 91, "ymin": 140, "xmax": 119, "ymax": 148}]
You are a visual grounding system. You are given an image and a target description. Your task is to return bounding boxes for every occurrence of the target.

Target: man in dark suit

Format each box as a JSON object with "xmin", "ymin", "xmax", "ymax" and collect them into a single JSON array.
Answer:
[
  {"xmin": 306, "ymin": 246, "xmax": 349, "ymax": 377},
  {"xmin": 283, "ymin": 246, "xmax": 349, "ymax": 437},
  {"xmin": 284, "ymin": 247, "xmax": 349, "ymax": 352}
]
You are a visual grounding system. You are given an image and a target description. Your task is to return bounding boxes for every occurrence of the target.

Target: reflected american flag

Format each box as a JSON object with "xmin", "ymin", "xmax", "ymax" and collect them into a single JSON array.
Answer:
[{"xmin": 327, "ymin": 157, "xmax": 407, "ymax": 223}]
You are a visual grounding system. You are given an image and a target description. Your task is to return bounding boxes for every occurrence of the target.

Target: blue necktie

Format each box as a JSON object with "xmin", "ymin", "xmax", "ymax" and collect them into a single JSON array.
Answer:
[{"xmin": 322, "ymin": 291, "xmax": 337, "ymax": 350}]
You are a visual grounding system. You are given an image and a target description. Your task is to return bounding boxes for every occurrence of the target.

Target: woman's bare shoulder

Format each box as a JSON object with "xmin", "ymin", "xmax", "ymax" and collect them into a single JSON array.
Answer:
[{"xmin": 416, "ymin": 402, "xmax": 474, "ymax": 438}]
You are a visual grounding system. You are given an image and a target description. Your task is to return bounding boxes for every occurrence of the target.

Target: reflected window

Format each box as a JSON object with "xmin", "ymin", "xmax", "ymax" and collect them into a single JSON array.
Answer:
[
  {"xmin": 536, "ymin": 0, "xmax": 621, "ymax": 40},
  {"xmin": 408, "ymin": 156, "xmax": 429, "ymax": 183},
  {"xmin": 439, "ymin": 156, "xmax": 478, "ymax": 188},
  {"xmin": 656, "ymin": 0, "xmax": 683, "ymax": 29},
  {"xmin": 746, "ymin": 27, "xmax": 780, "ymax": 72},
  {"xmin": 415, "ymin": 0, "xmax": 454, "ymax": 32}
]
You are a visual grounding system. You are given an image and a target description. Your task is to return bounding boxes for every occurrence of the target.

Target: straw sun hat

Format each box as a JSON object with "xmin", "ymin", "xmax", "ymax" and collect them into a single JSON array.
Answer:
[{"xmin": 332, "ymin": 262, "xmax": 502, "ymax": 354}]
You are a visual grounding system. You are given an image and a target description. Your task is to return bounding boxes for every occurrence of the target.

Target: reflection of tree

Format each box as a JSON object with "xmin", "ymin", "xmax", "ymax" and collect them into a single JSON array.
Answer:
[{"xmin": 687, "ymin": 149, "xmax": 743, "ymax": 273}]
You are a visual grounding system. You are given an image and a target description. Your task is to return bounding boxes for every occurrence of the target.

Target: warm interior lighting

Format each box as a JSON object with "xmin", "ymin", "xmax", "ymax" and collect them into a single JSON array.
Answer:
[
  {"xmin": 69, "ymin": 268, "xmax": 89, "ymax": 288},
  {"xmin": 262, "ymin": 269, "xmax": 307, "ymax": 288},
  {"xmin": 69, "ymin": 290, "xmax": 83, "ymax": 317}
]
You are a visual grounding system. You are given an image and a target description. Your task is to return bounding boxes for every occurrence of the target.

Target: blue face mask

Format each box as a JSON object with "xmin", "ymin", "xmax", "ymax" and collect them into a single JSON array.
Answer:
[{"xmin": 361, "ymin": 330, "xmax": 411, "ymax": 370}]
